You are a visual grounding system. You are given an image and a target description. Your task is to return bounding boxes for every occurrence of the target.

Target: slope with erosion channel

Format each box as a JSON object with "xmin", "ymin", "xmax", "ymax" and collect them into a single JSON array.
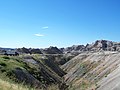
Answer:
[
  {"xmin": 61, "ymin": 51, "xmax": 120, "ymax": 90},
  {"xmin": 0, "ymin": 54, "xmax": 67, "ymax": 89},
  {"xmin": 44, "ymin": 53, "xmax": 76, "ymax": 66}
]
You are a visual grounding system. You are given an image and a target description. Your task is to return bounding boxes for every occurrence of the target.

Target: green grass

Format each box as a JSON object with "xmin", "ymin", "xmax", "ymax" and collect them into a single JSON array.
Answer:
[
  {"xmin": 0, "ymin": 55, "xmax": 64, "ymax": 90},
  {"xmin": 0, "ymin": 56, "xmax": 26, "ymax": 77}
]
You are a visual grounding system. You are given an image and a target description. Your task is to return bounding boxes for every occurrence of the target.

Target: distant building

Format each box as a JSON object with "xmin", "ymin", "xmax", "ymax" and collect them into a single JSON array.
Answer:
[{"xmin": 3, "ymin": 50, "xmax": 19, "ymax": 56}]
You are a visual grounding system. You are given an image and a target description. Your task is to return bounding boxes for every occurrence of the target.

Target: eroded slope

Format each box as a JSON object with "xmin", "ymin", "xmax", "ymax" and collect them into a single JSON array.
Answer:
[{"xmin": 61, "ymin": 51, "xmax": 120, "ymax": 90}]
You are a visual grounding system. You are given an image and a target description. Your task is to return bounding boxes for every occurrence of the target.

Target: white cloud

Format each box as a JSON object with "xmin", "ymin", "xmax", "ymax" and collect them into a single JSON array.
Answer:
[
  {"xmin": 42, "ymin": 26, "xmax": 48, "ymax": 29},
  {"xmin": 34, "ymin": 34, "xmax": 44, "ymax": 37}
]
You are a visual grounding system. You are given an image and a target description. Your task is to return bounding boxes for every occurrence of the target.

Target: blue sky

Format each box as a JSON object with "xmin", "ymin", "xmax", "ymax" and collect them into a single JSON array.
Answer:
[{"xmin": 0, "ymin": 0, "xmax": 120, "ymax": 48}]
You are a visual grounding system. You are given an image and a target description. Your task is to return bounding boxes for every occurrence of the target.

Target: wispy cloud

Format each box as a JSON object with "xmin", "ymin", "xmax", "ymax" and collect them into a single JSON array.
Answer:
[
  {"xmin": 34, "ymin": 34, "xmax": 44, "ymax": 37},
  {"xmin": 42, "ymin": 26, "xmax": 48, "ymax": 29}
]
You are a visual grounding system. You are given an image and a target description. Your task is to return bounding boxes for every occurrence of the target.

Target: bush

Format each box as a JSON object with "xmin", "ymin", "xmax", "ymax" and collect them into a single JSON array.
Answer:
[
  {"xmin": 2, "ymin": 56, "xmax": 10, "ymax": 60},
  {"xmin": 0, "ymin": 62, "xmax": 7, "ymax": 66}
]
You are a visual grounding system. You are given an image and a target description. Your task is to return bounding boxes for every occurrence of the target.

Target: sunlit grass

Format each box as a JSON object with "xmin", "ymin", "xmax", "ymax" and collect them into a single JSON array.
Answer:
[{"xmin": 0, "ymin": 78, "xmax": 35, "ymax": 90}]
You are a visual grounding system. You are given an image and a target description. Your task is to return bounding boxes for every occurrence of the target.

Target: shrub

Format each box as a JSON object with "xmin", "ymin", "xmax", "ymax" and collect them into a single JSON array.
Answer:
[
  {"xmin": 2, "ymin": 56, "xmax": 10, "ymax": 60},
  {"xmin": 0, "ymin": 62, "xmax": 7, "ymax": 66}
]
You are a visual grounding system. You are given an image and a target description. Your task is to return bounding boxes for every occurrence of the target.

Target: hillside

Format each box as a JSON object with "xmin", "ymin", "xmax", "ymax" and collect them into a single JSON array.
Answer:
[
  {"xmin": 0, "ymin": 55, "xmax": 67, "ymax": 90},
  {"xmin": 61, "ymin": 51, "xmax": 120, "ymax": 90}
]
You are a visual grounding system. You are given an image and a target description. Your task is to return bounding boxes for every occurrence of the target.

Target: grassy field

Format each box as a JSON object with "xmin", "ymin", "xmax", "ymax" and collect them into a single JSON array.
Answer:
[
  {"xmin": 0, "ymin": 55, "xmax": 33, "ymax": 90},
  {"xmin": 0, "ymin": 55, "xmax": 61, "ymax": 90},
  {"xmin": 0, "ymin": 78, "xmax": 34, "ymax": 90}
]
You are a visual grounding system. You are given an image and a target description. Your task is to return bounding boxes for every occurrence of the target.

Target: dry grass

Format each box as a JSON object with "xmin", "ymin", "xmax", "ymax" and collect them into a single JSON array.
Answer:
[
  {"xmin": 0, "ymin": 78, "xmax": 60, "ymax": 90},
  {"xmin": 0, "ymin": 79, "xmax": 33, "ymax": 90}
]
